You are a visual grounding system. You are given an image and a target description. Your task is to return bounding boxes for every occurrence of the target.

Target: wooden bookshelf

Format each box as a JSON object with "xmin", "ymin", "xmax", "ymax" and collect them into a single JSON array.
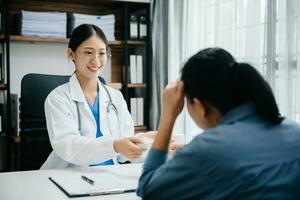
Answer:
[
  {"xmin": 6, "ymin": 1, "xmax": 151, "ymax": 171},
  {"xmin": 9, "ymin": 35, "xmax": 145, "ymax": 46},
  {"xmin": 128, "ymin": 83, "xmax": 146, "ymax": 88}
]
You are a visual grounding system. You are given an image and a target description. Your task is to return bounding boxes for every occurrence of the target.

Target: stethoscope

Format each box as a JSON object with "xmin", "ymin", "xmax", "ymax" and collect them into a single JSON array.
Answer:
[{"xmin": 75, "ymin": 81, "xmax": 121, "ymax": 136}]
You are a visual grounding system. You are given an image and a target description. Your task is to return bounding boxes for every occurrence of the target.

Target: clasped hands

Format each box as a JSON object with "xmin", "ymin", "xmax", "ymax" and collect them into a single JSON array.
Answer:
[
  {"xmin": 114, "ymin": 79, "xmax": 185, "ymax": 160},
  {"xmin": 113, "ymin": 131, "xmax": 183, "ymax": 160}
]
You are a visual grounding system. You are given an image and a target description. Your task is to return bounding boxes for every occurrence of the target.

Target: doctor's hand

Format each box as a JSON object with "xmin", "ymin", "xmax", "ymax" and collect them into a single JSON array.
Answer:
[
  {"xmin": 162, "ymin": 80, "xmax": 184, "ymax": 120},
  {"xmin": 113, "ymin": 136, "xmax": 146, "ymax": 160}
]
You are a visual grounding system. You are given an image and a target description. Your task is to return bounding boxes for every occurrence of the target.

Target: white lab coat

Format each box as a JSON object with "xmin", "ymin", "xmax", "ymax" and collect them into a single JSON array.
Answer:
[{"xmin": 40, "ymin": 74, "xmax": 134, "ymax": 169}]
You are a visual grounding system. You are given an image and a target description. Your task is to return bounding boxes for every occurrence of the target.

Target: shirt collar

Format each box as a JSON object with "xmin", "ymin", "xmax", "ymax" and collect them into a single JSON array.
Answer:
[
  {"xmin": 219, "ymin": 102, "xmax": 257, "ymax": 125},
  {"xmin": 69, "ymin": 74, "xmax": 102, "ymax": 103}
]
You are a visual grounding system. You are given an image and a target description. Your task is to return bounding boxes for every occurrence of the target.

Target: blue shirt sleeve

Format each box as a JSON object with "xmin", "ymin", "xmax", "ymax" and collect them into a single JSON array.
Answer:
[
  {"xmin": 136, "ymin": 148, "xmax": 167, "ymax": 197},
  {"xmin": 137, "ymin": 144, "xmax": 210, "ymax": 200}
]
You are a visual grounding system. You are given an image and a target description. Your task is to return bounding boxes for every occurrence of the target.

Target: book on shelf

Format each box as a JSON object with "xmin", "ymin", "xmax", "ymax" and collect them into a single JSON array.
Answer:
[
  {"xmin": 130, "ymin": 97, "xmax": 144, "ymax": 126},
  {"xmin": 137, "ymin": 98, "xmax": 144, "ymax": 126},
  {"xmin": 17, "ymin": 10, "xmax": 67, "ymax": 38},
  {"xmin": 130, "ymin": 55, "xmax": 143, "ymax": 84}
]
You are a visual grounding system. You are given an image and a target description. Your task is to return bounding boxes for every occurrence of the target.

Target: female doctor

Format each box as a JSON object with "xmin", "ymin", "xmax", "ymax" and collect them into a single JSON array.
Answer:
[{"xmin": 41, "ymin": 24, "xmax": 147, "ymax": 169}]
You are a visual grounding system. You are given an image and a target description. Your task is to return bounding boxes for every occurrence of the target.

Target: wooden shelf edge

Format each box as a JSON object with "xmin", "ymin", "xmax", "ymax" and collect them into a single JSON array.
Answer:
[
  {"xmin": 134, "ymin": 126, "xmax": 147, "ymax": 132},
  {"xmin": 108, "ymin": 82, "xmax": 122, "ymax": 90},
  {"xmin": 11, "ymin": 136, "xmax": 21, "ymax": 143},
  {"xmin": 127, "ymin": 40, "xmax": 146, "ymax": 45},
  {"xmin": 108, "ymin": 83, "xmax": 146, "ymax": 89},
  {"xmin": 0, "ymin": 34, "xmax": 5, "ymax": 40},
  {"xmin": 128, "ymin": 83, "xmax": 146, "ymax": 88},
  {"xmin": 9, "ymin": 35, "xmax": 142, "ymax": 46},
  {"xmin": 0, "ymin": 132, "xmax": 7, "ymax": 137},
  {"xmin": 109, "ymin": 40, "xmax": 123, "ymax": 46},
  {"xmin": 0, "ymin": 82, "xmax": 7, "ymax": 90},
  {"xmin": 10, "ymin": 35, "xmax": 69, "ymax": 43},
  {"xmin": 112, "ymin": 0, "xmax": 150, "ymax": 3},
  {"xmin": 0, "ymin": 134, "xmax": 21, "ymax": 144}
]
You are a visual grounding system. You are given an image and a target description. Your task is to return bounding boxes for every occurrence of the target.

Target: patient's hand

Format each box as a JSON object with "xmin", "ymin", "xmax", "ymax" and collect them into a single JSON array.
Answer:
[
  {"xmin": 135, "ymin": 131, "xmax": 185, "ymax": 158},
  {"xmin": 142, "ymin": 131, "xmax": 157, "ymax": 140}
]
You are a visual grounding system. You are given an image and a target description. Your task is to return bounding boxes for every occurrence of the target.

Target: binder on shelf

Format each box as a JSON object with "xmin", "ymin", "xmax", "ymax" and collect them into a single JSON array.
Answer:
[
  {"xmin": 138, "ymin": 14, "xmax": 147, "ymax": 39},
  {"xmin": 136, "ymin": 55, "xmax": 143, "ymax": 83},
  {"xmin": 137, "ymin": 98, "xmax": 144, "ymax": 126},
  {"xmin": 0, "ymin": 56, "xmax": 2, "ymax": 82},
  {"xmin": 130, "ymin": 55, "xmax": 137, "ymax": 83},
  {"xmin": 129, "ymin": 13, "xmax": 138, "ymax": 39},
  {"xmin": 0, "ymin": 44, "xmax": 2, "ymax": 82},
  {"xmin": 0, "ymin": 104, "xmax": 2, "ymax": 132},
  {"xmin": 0, "ymin": 12, "xmax": 2, "ymax": 33},
  {"xmin": 130, "ymin": 98, "xmax": 138, "ymax": 126}
]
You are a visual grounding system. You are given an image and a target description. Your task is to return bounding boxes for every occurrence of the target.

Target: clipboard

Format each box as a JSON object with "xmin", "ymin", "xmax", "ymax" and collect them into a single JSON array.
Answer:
[{"xmin": 49, "ymin": 173, "xmax": 136, "ymax": 197}]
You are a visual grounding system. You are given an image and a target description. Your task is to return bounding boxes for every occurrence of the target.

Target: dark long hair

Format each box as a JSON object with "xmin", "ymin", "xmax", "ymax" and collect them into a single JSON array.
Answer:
[
  {"xmin": 68, "ymin": 24, "xmax": 108, "ymax": 52},
  {"xmin": 181, "ymin": 47, "xmax": 283, "ymax": 124}
]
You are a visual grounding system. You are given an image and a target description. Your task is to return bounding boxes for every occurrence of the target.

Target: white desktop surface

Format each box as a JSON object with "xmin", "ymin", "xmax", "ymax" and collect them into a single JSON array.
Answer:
[{"xmin": 0, "ymin": 163, "xmax": 142, "ymax": 200}]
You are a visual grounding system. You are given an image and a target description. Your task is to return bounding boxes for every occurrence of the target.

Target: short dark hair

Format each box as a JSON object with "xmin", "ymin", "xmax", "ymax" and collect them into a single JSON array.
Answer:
[
  {"xmin": 181, "ymin": 47, "xmax": 283, "ymax": 124},
  {"xmin": 68, "ymin": 24, "xmax": 108, "ymax": 52}
]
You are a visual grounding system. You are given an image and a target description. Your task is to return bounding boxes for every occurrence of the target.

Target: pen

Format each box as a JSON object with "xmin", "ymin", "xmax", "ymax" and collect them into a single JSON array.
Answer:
[{"xmin": 81, "ymin": 175, "xmax": 94, "ymax": 185}]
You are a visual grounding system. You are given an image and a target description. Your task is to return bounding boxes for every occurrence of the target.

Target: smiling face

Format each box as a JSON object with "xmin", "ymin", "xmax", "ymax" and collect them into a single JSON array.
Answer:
[{"xmin": 68, "ymin": 34, "xmax": 108, "ymax": 81}]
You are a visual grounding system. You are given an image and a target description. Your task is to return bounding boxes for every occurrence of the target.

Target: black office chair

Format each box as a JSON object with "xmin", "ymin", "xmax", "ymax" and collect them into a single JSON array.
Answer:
[
  {"xmin": 19, "ymin": 74, "xmax": 106, "ymax": 170},
  {"xmin": 20, "ymin": 73, "xmax": 70, "ymax": 170}
]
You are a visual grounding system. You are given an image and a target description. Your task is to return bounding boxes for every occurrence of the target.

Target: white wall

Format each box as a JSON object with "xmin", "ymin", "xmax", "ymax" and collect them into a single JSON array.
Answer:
[{"xmin": 10, "ymin": 42, "xmax": 74, "ymax": 96}]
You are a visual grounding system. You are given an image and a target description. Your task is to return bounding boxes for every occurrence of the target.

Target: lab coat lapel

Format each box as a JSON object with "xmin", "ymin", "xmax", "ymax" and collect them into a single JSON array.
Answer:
[
  {"xmin": 69, "ymin": 74, "xmax": 85, "ymax": 103},
  {"xmin": 99, "ymin": 81, "xmax": 111, "ymax": 136},
  {"xmin": 69, "ymin": 74, "xmax": 97, "ymax": 137}
]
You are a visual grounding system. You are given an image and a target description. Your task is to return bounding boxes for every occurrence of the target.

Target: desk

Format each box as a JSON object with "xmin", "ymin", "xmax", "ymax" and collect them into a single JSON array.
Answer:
[{"xmin": 0, "ymin": 163, "xmax": 142, "ymax": 200}]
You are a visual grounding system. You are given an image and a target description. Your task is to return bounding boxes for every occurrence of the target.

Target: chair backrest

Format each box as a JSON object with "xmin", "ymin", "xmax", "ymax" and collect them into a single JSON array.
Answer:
[
  {"xmin": 19, "ymin": 73, "xmax": 106, "ymax": 170},
  {"xmin": 20, "ymin": 73, "xmax": 70, "ymax": 170},
  {"xmin": 20, "ymin": 74, "xmax": 106, "ymax": 128},
  {"xmin": 20, "ymin": 74, "xmax": 70, "ymax": 135}
]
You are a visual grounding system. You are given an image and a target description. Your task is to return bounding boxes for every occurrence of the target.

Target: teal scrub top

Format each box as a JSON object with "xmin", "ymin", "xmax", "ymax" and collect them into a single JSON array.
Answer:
[{"xmin": 87, "ymin": 94, "xmax": 114, "ymax": 166}]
